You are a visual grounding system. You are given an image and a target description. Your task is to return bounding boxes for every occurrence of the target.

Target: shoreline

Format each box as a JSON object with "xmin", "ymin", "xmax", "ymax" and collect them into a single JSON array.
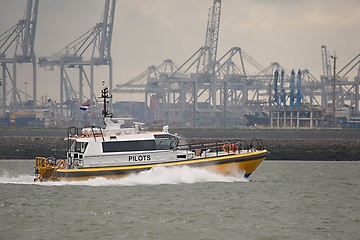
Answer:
[
  {"xmin": 1, "ymin": 136, "xmax": 359, "ymax": 161},
  {"xmin": 1, "ymin": 128, "xmax": 359, "ymax": 160}
]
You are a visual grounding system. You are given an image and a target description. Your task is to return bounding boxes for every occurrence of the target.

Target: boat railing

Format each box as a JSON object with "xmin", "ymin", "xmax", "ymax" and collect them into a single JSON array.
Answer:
[
  {"xmin": 34, "ymin": 157, "xmax": 68, "ymax": 182},
  {"xmin": 84, "ymin": 126, "xmax": 105, "ymax": 142},
  {"xmin": 177, "ymin": 138, "xmax": 264, "ymax": 157},
  {"xmin": 34, "ymin": 157, "xmax": 56, "ymax": 181},
  {"xmin": 67, "ymin": 126, "xmax": 105, "ymax": 141},
  {"xmin": 67, "ymin": 126, "xmax": 79, "ymax": 150}
]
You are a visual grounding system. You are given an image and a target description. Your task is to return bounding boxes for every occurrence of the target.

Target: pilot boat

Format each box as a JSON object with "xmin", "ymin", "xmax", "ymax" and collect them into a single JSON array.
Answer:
[{"xmin": 34, "ymin": 86, "xmax": 269, "ymax": 182}]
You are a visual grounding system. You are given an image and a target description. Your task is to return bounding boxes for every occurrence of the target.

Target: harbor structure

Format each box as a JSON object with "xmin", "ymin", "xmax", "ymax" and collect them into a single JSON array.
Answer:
[{"xmin": 0, "ymin": 0, "xmax": 359, "ymax": 128}]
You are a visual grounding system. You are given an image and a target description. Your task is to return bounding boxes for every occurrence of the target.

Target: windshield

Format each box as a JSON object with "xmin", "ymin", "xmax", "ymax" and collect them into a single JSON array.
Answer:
[{"xmin": 154, "ymin": 134, "xmax": 179, "ymax": 150}]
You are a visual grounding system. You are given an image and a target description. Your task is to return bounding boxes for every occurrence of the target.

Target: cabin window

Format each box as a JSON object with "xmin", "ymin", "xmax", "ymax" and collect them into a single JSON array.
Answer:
[
  {"xmin": 154, "ymin": 134, "xmax": 179, "ymax": 150},
  {"xmin": 102, "ymin": 140, "xmax": 156, "ymax": 153}
]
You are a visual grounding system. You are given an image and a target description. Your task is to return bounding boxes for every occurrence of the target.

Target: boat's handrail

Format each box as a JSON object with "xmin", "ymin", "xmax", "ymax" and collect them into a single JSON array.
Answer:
[
  {"xmin": 68, "ymin": 125, "xmax": 105, "ymax": 142},
  {"xmin": 85, "ymin": 125, "xmax": 105, "ymax": 142},
  {"xmin": 177, "ymin": 138, "xmax": 264, "ymax": 153},
  {"xmin": 67, "ymin": 126, "xmax": 79, "ymax": 150}
]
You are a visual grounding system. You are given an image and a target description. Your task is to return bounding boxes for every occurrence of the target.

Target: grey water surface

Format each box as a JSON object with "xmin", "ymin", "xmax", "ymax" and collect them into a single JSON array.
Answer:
[{"xmin": 0, "ymin": 160, "xmax": 359, "ymax": 240}]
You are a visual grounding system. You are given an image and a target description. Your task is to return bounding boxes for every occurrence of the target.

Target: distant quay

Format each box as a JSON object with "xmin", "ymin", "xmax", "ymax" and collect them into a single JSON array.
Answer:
[{"xmin": 0, "ymin": 128, "xmax": 359, "ymax": 160}]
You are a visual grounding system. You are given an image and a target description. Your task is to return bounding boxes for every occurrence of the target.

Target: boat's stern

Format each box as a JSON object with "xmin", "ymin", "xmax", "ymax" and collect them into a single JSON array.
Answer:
[{"xmin": 34, "ymin": 157, "xmax": 64, "ymax": 182}]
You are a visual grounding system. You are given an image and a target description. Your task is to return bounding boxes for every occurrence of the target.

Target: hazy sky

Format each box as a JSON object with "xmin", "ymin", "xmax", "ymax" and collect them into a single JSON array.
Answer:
[{"xmin": 1, "ymin": 0, "xmax": 359, "ymax": 102}]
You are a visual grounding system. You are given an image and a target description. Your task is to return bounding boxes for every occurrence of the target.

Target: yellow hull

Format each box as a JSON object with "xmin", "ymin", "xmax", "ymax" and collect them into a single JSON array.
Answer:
[
  {"xmin": 35, "ymin": 150, "xmax": 268, "ymax": 182},
  {"xmin": 204, "ymin": 158, "xmax": 265, "ymax": 176}
]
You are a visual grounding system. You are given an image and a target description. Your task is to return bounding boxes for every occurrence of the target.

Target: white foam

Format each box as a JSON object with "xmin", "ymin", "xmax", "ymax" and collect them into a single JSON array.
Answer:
[
  {"xmin": 0, "ymin": 166, "xmax": 248, "ymax": 186},
  {"xmin": 0, "ymin": 171, "xmax": 36, "ymax": 185}
]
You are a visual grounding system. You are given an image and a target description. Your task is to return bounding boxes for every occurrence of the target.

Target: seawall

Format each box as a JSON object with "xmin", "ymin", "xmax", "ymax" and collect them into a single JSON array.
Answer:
[{"xmin": 1, "ymin": 128, "xmax": 359, "ymax": 160}]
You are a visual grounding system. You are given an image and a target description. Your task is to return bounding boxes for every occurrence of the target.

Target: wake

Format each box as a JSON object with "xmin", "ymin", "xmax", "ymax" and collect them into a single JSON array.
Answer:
[{"xmin": 0, "ymin": 166, "xmax": 248, "ymax": 186}]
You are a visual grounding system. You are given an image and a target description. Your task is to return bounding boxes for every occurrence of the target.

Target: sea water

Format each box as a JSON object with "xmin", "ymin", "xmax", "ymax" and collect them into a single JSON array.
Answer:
[{"xmin": 0, "ymin": 160, "xmax": 359, "ymax": 240}]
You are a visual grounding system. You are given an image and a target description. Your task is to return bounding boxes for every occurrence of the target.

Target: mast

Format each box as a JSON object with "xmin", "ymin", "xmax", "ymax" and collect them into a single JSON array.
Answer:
[{"xmin": 100, "ymin": 84, "xmax": 112, "ymax": 118}]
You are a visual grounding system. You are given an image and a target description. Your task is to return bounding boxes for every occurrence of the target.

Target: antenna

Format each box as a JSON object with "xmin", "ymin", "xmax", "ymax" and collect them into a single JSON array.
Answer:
[{"xmin": 100, "ymin": 82, "xmax": 112, "ymax": 118}]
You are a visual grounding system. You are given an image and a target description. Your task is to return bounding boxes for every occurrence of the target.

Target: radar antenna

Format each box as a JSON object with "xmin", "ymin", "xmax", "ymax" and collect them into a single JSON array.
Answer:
[{"xmin": 100, "ymin": 82, "xmax": 112, "ymax": 118}]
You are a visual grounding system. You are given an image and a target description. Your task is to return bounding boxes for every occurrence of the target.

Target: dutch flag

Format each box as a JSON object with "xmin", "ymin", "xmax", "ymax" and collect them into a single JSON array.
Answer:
[{"xmin": 80, "ymin": 104, "xmax": 90, "ymax": 111}]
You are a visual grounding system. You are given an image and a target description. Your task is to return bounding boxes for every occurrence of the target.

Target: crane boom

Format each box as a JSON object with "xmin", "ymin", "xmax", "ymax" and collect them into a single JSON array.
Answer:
[
  {"xmin": 0, "ymin": 0, "xmax": 39, "ymax": 61},
  {"xmin": 37, "ymin": 0, "xmax": 117, "ymax": 122},
  {"xmin": 99, "ymin": 0, "xmax": 116, "ymax": 60},
  {"xmin": 321, "ymin": 45, "xmax": 332, "ymax": 76},
  {"xmin": 203, "ymin": 0, "xmax": 222, "ymax": 73},
  {"xmin": 0, "ymin": 0, "xmax": 39, "ymax": 112},
  {"xmin": 22, "ymin": 0, "xmax": 39, "ymax": 59}
]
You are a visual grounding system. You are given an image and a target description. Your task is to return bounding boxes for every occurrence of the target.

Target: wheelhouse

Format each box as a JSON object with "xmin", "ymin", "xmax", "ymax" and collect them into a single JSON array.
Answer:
[
  {"xmin": 99, "ymin": 133, "xmax": 180, "ymax": 153},
  {"xmin": 67, "ymin": 132, "xmax": 180, "ymax": 163}
]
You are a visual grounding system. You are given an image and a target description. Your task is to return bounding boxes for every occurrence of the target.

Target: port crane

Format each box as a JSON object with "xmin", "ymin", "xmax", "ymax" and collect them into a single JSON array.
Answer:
[
  {"xmin": 0, "ymin": 0, "xmax": 39, "ymax": 115},
  {"xmin": 273, "ymin": 70, "xmax": 280, "ymax": 108},
  {"xmin": 38, "ymin": 0, "xmax": 116, "ymax": 122},
  {"xmin": 169, "ymin": 0, "xmax": 222, "ymax": 112},
  {"xmin": 114, "ymin": 0, "xmax": 274, "ymax": 127},
  {"xmin": 114, "ymin": 0, "xmax": 223, "ymax": 126},
  {"xmin": 321, "ymin": 46, "xmax": 360, "ymax": 116},
  {"xmin": 321, "ymin": 45, "xmax": 332, "ymax": 77},
  {"xmin": 113, "ymin": 2, "xmax": 350, "ymax": 128},
  {"xmin": 271, "ymin": 69, "xmax": 287, "ymax": 108},
  {"xmin": 335, "ymin": 53, "xmax": 360, "ymax": 113}
]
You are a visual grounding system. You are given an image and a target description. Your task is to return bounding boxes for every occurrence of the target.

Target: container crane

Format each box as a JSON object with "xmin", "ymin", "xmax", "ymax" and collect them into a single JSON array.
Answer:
[
  {"xmin": 173, "ymin": 0, "xmax": 222, "ymax": 74},
  {"xmin": 201, "ymin": 0, "xmax": 222, "ymax": 74},
  {"xmin": 289, "ymin": 69, "xmax": 296, "ymax": 108},
  {"xmin": 335, "ymin": 53, "xmax": 360, "ymax": 114},
  {"xmin": 38, "ymin": 0, "xmax": 116, "ymax": 122},
  {"xmin": 187, "ymin": 0, "xmax": 222, "ymax": 110},
  {"xmin": 0, "ymin": 0, "xmax": 39, "ymax": 114},
  {"xmin": 280, "ymin": 69, "xmax": 286, "ymax": 107},
  {"xmin": 273, "ymin": 70, "xmax": 279, "ymax": 108},
  {"xmin": 295, "ymin": 69, "xmax": 303, "ymax": 109},
  {"xmin": 321, "ymin": 45, "xmax": 332, "ymax": 77},
  {"xmin": 144, "ymin": 0, "xmax": 223, "ymax": 126}
]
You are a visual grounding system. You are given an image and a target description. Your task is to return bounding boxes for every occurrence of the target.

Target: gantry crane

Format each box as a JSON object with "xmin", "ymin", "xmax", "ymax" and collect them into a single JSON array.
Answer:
[
  {"xmin": 320, "ymin": 45, "xmax": 334, "ymax": 109},
  {"xmin": 114, "ymin": 59, "xmax": 180, "ymax": 122},
  {"xmin": 170, "ymin": 0, "xmax": 222, "ymax": 107},
  {"xmin": 321, "ymin": 45, "xmax": 332, "ymax": 77},
  {"xmin": 114, "ymin": 0, "xmax": 223, "ymax": 126},
  {"xmin": 38, "ymin": 0, "xmax": 116, "ymax": 122},
  {"xmin": 201, "ymin": 0, "xmax": 222, "ymax": 74},
  {"xmin": 114, "ymin": 0, "xmax": 273, "ymax": 127},
  {"xmin": 335, "ymin": 53, "xmax": 360, "ymax": 113},
  {"xmin": 0, "ymin": 0, "xmax": 39, "ymax": 114},
  {"xmin": 217, "ymin": 47, "xmax": 269, "ymax": 124},
  {"xmin": 114, "ymin": 1, "xmax": 327, "ymax": 128},
  {"xmin": 321, "ymin": 45, "xmax": 360, "ymax": 116}
]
